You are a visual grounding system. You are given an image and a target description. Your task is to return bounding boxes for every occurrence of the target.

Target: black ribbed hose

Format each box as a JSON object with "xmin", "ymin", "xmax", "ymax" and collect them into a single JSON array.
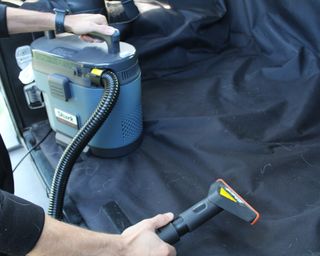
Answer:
[{"xmin": 48, "ymin": 71, "xmax": 120, "ymax": 220}]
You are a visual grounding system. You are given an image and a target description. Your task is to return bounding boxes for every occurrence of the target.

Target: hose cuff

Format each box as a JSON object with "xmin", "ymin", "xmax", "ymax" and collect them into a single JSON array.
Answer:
[{"xmin": 0, "ymin": 4, "xmax": 9, "ymax": 38}]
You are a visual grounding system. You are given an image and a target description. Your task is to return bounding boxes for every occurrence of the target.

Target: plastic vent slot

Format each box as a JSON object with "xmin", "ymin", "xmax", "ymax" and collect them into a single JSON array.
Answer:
[
  {"xmin": 121, "ymin": 109, "xmax": 143, "ymax": 142},
  {"xmin": 120, "ymin": 64, "xmax": 140, "ymax": 83}
]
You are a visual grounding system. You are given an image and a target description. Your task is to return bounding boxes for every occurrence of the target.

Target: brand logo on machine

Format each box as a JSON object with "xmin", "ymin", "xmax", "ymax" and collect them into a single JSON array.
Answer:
[{"xmin": 54, "ymin": 108, "xmax": 78, "ymax": 128}]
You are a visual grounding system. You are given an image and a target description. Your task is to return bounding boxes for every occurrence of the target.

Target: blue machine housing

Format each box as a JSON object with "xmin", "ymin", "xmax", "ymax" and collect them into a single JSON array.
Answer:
[{"xmin": 31, "ymin": 34, "xmax": 142, "ymax": 157}]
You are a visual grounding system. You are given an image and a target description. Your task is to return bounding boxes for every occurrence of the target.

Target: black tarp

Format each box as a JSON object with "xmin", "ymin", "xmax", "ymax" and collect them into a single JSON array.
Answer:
[{"xmin": 28, "ymin": 0, "xmax": 320, "ymax": 255}]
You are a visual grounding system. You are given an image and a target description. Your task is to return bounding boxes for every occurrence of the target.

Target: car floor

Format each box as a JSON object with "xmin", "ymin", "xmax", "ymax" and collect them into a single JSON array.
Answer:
[
  {"xmin": 11, "ymin": 146, "xmax": 48, "ymax": 211},
  {"xmin": 1, "ymin": 88, "xmax": 48, "ymax": 211}
]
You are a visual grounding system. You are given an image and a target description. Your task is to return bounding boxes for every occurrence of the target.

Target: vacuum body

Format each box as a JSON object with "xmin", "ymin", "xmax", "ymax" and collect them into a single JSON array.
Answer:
[{"xmin": 31, "ymin": 34, "xmax": 142, "ymax": 157}]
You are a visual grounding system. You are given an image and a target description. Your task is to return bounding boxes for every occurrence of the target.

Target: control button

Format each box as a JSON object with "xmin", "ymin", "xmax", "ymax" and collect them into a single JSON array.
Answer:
[{"xmin": 193, "ymin": 203, "xmax": 207, "ymax": 213}]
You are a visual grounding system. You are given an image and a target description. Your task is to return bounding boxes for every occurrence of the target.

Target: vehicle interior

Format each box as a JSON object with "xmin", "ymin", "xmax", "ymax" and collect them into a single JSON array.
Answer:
[{"xmin": 1, "ymin": 0, "xmax": 319, "ymax": 255}]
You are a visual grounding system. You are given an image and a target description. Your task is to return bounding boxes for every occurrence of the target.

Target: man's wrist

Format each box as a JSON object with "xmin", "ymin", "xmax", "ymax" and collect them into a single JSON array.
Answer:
[
  {"xmin": 46, "ymin": 13, "xmax": 56, "ymax": 31},
  {"xmin": 64, "ymin": 15, "xmax": 73, "ymax": 33},
  {"xmin": 81, "ymin": 233, "xmax": 125, "ymax": 256}
]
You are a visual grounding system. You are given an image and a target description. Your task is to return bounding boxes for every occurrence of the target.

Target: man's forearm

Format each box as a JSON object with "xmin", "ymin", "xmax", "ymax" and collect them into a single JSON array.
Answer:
[
  {"xmin": 28, "ymin": 215, "xmax": 124, "ymax": 256},
  {"xmin": 7, "ymin": 8, "xmax": 55, "ymax": 34},
  {"xmin": 5, "ymin": 7, "xmax": 115, "ymax": 37},
  {"xmin": 28, "ymin": 213, "xmax": 176, "ymax": 256}
]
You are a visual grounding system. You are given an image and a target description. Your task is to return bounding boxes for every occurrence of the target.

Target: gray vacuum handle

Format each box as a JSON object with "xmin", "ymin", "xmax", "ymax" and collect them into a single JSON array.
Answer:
[{"xmin": 89, "ymin": 29, "xmax": 120, "ymax": 54}]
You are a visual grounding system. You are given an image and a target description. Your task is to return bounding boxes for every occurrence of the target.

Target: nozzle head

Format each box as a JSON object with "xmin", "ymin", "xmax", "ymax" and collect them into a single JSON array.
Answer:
[{"xmin": 209, "ymin": 179, "xmax": 260, "ymax": 225}]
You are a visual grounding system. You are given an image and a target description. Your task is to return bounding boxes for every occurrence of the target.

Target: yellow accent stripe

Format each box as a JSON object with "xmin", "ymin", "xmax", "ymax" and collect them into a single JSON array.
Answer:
[
  {"xmin": 91, "ymin": 68, "xmax": 104, "ymax": 77},
  {"xmin": 220, "ymin": 187, "xmax": 237, "ymax": 202}
]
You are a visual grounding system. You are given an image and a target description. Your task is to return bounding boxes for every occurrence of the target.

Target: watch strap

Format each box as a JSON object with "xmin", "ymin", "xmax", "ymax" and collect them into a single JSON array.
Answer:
[{"xmin": 54, "ymin": 8, "xmax": 69, "ymax": 34}]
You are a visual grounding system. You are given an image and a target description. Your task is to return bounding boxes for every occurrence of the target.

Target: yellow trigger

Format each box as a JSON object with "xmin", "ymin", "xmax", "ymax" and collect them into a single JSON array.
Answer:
[{"xmin": 220, "ymin": 187, "xmax": 237, "ymax": 203}]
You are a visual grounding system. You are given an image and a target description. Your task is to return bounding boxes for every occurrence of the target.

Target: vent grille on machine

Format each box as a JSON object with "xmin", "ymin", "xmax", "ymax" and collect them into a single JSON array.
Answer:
[
  {"xmin": 119, "ymin": 64, "xmax": 140, "ymax": 83},
  {"xmin": 121, "ymin": 108, "xmax": 143, "ymax": 141}
]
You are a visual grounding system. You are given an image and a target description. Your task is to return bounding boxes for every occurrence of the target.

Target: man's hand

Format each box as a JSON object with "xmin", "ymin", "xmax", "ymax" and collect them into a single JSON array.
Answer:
[
  {"xmin": 121, "ymin": 213, "xmax": 177, "ymax": 256},
  {"xmin": 64, "ymin": 14, "xmax": 116, "ymax": 42}
]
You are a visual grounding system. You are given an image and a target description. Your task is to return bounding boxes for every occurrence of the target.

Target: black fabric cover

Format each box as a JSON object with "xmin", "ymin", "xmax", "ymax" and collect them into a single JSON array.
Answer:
[
  {"xmin": 0, "ymin": 134, "xmax": 13, "ymax": 193},
  {"xmin": 30, "ymin": 0, "xmax": 320, "ymax": 255}
]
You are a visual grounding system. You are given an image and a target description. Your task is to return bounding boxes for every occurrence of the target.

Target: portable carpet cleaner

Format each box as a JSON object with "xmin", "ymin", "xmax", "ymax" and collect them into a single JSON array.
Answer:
[
  {"xmin": 31, "ymin": 30, "xmax": 260, "ymax": 243},
  {"xmin": 31, "ymin": 30, "xmax": 142, "ymax": 219}
]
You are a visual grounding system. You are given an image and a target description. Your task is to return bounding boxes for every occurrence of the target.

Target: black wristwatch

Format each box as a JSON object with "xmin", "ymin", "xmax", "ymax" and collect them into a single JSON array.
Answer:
[{"xmin": 53, "ymin": 8, "xmax": 70, "ymax": 34}]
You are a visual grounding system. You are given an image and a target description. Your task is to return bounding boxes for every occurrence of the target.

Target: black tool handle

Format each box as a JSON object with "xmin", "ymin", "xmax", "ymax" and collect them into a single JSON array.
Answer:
[
  {"xmin": 158, "ymin": 222, "xmax": 181, "ymax": 244},
  {"xmin": 88, "ymin": 29, "xmax": 120, "ymax": 54},
  {"xmin": 157, "ymin": 197, "xmax": 222, "ymax": 244},
  {"xmin": 158, "ymin": 179, "xmax": 260, "ymax": 244}
]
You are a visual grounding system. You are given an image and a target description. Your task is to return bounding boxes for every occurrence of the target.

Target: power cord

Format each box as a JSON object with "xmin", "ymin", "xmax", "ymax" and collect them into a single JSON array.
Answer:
[{"xmin": 13, "ymin": 129, "xmax": 52, "ymax": 173}]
